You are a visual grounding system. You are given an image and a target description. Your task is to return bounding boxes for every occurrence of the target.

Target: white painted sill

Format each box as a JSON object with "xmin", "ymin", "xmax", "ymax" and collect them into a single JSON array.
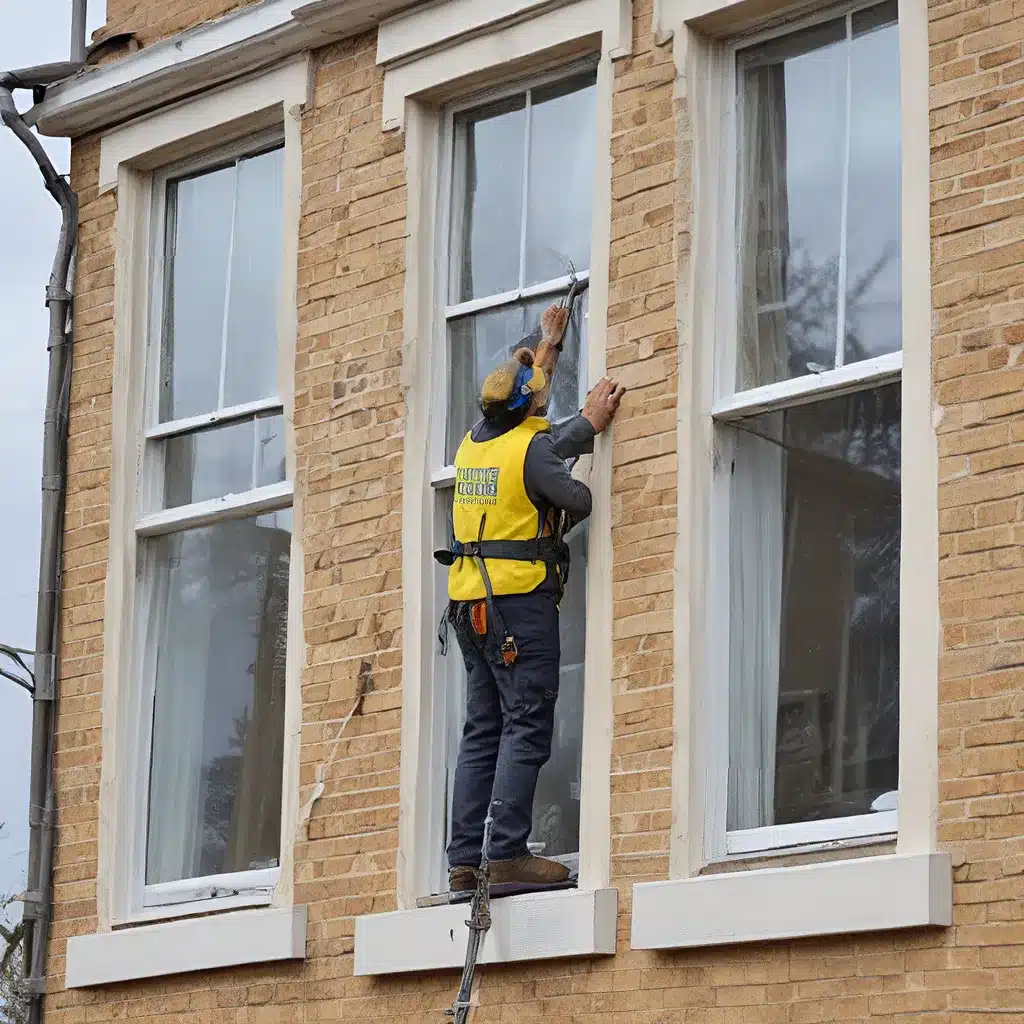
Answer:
[
  {"xmin": 631, "ymin": 852, "xmax": 951, "ymax": 951},
  {"xmin": 65, "ymin": 905, "xmax": 307, "ymax": 989},
  {"xmin": 354, "ymin": 888, "xmax": 617, "ymax": 976}
]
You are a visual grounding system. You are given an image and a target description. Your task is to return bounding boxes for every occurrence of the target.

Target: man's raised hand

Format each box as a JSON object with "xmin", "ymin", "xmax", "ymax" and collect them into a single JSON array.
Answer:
[
  {"xmin": 582, "ymin": 377, "xmax": 626, "ymax": 434},
  {"xmin": 541, "ymin": 304, "xmax": 570, "ymax": 343}
]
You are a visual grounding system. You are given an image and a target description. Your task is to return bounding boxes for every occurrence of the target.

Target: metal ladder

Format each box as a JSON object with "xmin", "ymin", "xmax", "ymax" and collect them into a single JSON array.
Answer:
[{"xmin": 445, "ymin": 808, "xmax": 495, "ymax": 1024}]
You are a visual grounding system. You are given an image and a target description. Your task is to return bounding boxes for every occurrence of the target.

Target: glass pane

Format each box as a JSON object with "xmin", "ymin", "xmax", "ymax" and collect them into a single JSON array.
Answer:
[
  {"xmin": 726, "ymin": 383, "xmax": 900, "ymax": 831},
  {"xmin": 163, "ymin": 419, "xmax": 250, "ymax": 510},
  {"xmin": 144, "ymin": 511, "xmax": 292, "ymax": 885},
  {"xmin": 452, "ymin": 96, "xmax": 526, "ymax": 303},
  {"xmin": 160, "ymin": 165, "xmax": 235, "ymax": 421},
  {"xmin": 736, "ymin": 18, "xmax": 847, "ymax": 389},
  {"xmin": 736, "ymin": 7, "xmax": 902, "ymax": 391},
  {"xmin": 547, "ymin": 290, "xmax": 588, "ymax": 427},
  {"xmin": 223, "ymin": 147, "xmax": 286, "ymax": 407},
  {"xmin": 524, "ymin": 72, "xmax": 598, "ymax": 286},
  {"xmin": 446, "ymin": 295, "xmax": 586, "ymax": 462},
  {"xmin": 846, "ymin": 4, "xmax": 901, "ymax": 365},
  {"xmin": 162, "ymin": 414, "xmax": 286, "ymax": 510}
]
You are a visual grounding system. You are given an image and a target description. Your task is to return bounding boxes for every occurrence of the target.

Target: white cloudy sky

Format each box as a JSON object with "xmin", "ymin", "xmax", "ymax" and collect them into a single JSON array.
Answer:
[{"xmin": 0, "ymin": 0, "xmax": 106, "ymax": 904}]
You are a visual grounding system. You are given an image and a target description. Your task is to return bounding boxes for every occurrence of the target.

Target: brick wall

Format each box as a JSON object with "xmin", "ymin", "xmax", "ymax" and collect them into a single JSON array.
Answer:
[
  {"xmin": 607, "ymin": 2, "xmax": 679, "ymax": 894},
  {"xmin": 43, "ymin": 0, "xmax": 1024, "ymax": 1019},
  {"xmin": 931, "ymin": 0, "xmax": 1024, "ymax": 1001},
  {"xmin": 51, "ymin": 134, "xmax": 112, "ymax": 978}
]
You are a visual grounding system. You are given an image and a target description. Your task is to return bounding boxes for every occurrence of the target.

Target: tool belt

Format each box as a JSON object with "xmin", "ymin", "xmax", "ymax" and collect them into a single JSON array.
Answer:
[{"xmin": 434, "ymin": 532, "xmax": 571, "ymax": 667}]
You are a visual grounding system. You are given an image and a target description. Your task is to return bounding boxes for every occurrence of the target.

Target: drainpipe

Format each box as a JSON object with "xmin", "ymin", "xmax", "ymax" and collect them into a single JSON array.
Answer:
[
  {"xmin": 70, "ymin": 0, "xmax": 88, "ymax": 64},
  {"xmin": 0, "ymin": 59, "xmax": 82, "ymax": 1024}
]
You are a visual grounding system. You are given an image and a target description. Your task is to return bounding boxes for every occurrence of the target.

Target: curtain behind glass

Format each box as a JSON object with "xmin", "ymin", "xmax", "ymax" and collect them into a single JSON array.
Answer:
[
  {"xmin": 145, "ymin": 513, "xmax": 290, "ymax": 884},
  {"xmin": 727, "ymin": 423, "xmax": 785, "ymax": 831},
  {"xmin": 735, "ymin": 5, "xmax": 901, "ymax": 390},
  {"xmin": 727, "ymin": 387, "xmax": 901, "ymax": 831},
  {"xmin": 737, "ymin": 62, "xmax": 790, "ymax": 393}
]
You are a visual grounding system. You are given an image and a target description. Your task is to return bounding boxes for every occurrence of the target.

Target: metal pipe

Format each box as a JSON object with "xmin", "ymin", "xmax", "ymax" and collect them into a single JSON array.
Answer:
[
  {"xmin": 0, "ymin": 62, "xmax": 81, "ymax": 1024},
  {"xmin": 70, "ymin": 0, "xmax": 88, "ymax": 64}
]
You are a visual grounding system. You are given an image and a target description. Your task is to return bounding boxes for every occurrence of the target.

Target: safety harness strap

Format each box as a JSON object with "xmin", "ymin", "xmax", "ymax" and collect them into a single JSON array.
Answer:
[{"xmin": 432, "ymin": 536, "xmax": 565, "ymax": 568}]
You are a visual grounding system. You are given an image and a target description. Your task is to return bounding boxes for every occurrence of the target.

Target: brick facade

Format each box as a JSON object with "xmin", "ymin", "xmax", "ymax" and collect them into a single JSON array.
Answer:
[{"xmin": 43, "ymin": 0, "xmax": 1024, "ymax": 1019}]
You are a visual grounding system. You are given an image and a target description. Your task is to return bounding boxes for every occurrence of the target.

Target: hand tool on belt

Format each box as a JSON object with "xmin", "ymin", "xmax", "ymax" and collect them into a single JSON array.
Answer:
[{"xmin": 434, "ymin": 515, "xmax": 571, "ymax": 666}]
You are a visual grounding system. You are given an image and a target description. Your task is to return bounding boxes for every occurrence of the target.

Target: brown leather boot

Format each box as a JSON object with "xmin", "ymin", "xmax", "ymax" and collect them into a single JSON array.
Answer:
[
  {"xmin": 449, "ymin": 866, "xmax": 476, "ymax": 895},
  {"xmin": 488, "ymin": 854, "xmax": 572, "ymax": 895}
]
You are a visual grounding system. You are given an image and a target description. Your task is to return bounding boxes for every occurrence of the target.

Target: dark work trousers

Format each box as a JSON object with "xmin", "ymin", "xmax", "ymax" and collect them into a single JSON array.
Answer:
[{"xmin": 447, "ymin": 591, "xmax": 561, "ymax": 868}]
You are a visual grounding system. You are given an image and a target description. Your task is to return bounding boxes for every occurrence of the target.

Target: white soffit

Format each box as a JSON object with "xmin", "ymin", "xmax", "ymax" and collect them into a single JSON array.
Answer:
[
  {"xmin": 65, "ymin": 905, "xmax": 308, "ymax": 988},
  {"xmin": 355, "ymin": 888, "xmax": 617, "ymax": 976},
  {"xmin": 631, "ymin": 853, "xmax": 952, "ymax": 951},
  {"xmin": 29, "ymin": 0, "xmax": 419, "ymax": 138}
]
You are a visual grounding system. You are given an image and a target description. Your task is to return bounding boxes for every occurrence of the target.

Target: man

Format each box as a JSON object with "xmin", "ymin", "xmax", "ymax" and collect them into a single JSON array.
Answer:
[{"xmin": 440, "ymin": 303, "xmax": 625, "ymax": 897}]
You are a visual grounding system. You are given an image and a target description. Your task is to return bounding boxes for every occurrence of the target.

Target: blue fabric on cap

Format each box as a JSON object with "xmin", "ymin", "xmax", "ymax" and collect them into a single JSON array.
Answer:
[{"xmin": 507, "ymin": 363, "xmax": 536, "ymax": 410}]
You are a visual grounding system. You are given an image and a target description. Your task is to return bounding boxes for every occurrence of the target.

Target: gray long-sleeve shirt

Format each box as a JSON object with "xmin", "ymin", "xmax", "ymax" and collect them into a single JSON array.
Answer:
[
  {"xmin": 463, "ymin": 413, "xmax": 595, "ymax": 595},
  {"xmin": 470, "ymin": 413, "xmax": 596, "ymax": 522}
]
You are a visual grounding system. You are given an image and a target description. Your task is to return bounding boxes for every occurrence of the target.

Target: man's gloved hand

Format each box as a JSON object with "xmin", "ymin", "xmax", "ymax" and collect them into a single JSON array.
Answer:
[{"xmin": 582, "ymin": 377, "xmax": 626, "ymax": 434}]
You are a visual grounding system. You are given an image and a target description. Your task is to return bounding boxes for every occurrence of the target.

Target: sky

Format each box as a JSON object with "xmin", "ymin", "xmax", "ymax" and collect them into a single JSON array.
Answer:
[{"xmin": 0, "ymin": 0, "xmax": 106, "ymax": 906}]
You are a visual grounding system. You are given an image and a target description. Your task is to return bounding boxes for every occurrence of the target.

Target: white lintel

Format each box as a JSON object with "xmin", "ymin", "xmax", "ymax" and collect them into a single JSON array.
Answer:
[
  {"xmin": 655, "ymin": 0, "xmax": 828, "ymax": 39},
  {"xmin": 98, "ymin": 55, "xmax": 311, "ymax": 193},
  {"xmin": 378, "ymin": 0, "xmax": 580, "ymax": 66},
  {"xmin": 378, "ymin": 0, "xmax": 631, "ymax": 130}
]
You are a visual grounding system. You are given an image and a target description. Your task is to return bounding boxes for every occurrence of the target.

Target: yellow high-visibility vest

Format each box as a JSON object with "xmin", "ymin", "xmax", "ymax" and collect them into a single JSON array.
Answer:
[{"xmin": 448, "ymin": 417, "xmax": 551, "ymax": 602}]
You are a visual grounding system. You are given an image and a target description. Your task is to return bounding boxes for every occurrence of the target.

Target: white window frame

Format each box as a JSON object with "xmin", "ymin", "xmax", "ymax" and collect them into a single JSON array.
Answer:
[
  {"xmin": 424, "ymin": 60, "xmax": 599, "ymax": 892},
  {"xmin": 389, "ymin": 0, "xmax": 629, "ymax": 912},
  {"xmin": 429, "ymin": 61, "xmax": 598, "ymax": 490},
  {"xmin": 629, "ymin": 0, "xmax": 948, "ymax": 952},
  {"xmin": 356, "ymin": 0, "xmax": 630, "ymax": 977},
  {"xmin": 622, "ymin": 0, "xmax": 942, "ymax": 942},
  {"xmin": 130, "ymin": 130, "xmax": 293, "ymax": 912},
  {"xmin": 706, "ymin": 0, "xmax": 903, "ymax": 860},
  {"xmin": 91, "ymin": 59, "xmax": 310, "ymax": 942}
]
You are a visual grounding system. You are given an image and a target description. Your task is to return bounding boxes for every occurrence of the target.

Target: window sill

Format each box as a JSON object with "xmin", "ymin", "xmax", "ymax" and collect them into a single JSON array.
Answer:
[
  {"xmin": 631, "ymin": 853, "xmax": 951, "ymax": 951},
  {"xmin": 354, "ymin": 888, "xmax": 617, "ymax": 976},
  {"xmin": 114, "ymin": 889, "xmax": 273, "ymax": 926},
  {"xmin": 65, "ymin": 905, "xmax": 307, "ymax": 989},
  {"xmin": 725, "ymin": 810, "xmax": 898, "ymax": 856}
]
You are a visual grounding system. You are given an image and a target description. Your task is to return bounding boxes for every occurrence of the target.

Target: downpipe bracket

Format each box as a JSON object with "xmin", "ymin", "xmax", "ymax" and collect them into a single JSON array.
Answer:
[
  {"xmin": 32, "ymin": 654, "xmax": 56, "ymax": 700},
  {"xmin": 21, "ymin": 891, "xmax": 48, "ymax": 923},
  {"xmin": 22, "ymin": 976, "xmax": 47, "ymax": 997},
  {"xmin": 46, "ymin": 328, "xmax": 71, "ymax": 353},
  {"xmin": 27, "ymin": 805, "xmax": 54, "ymax": 833},
  {"xmin": 44, "ymin": 283, "xmax": 72, "ymax": 307}
]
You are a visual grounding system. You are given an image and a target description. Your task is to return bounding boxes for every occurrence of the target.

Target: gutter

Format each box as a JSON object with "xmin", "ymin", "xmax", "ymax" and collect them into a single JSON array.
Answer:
[
  {"xmin": 0, "ymin": 60, "xmax": 83, "ymax": 1023},
  {"xmin": 28, "ymin": 0, "xmax": 424, "ymax": 139}
]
